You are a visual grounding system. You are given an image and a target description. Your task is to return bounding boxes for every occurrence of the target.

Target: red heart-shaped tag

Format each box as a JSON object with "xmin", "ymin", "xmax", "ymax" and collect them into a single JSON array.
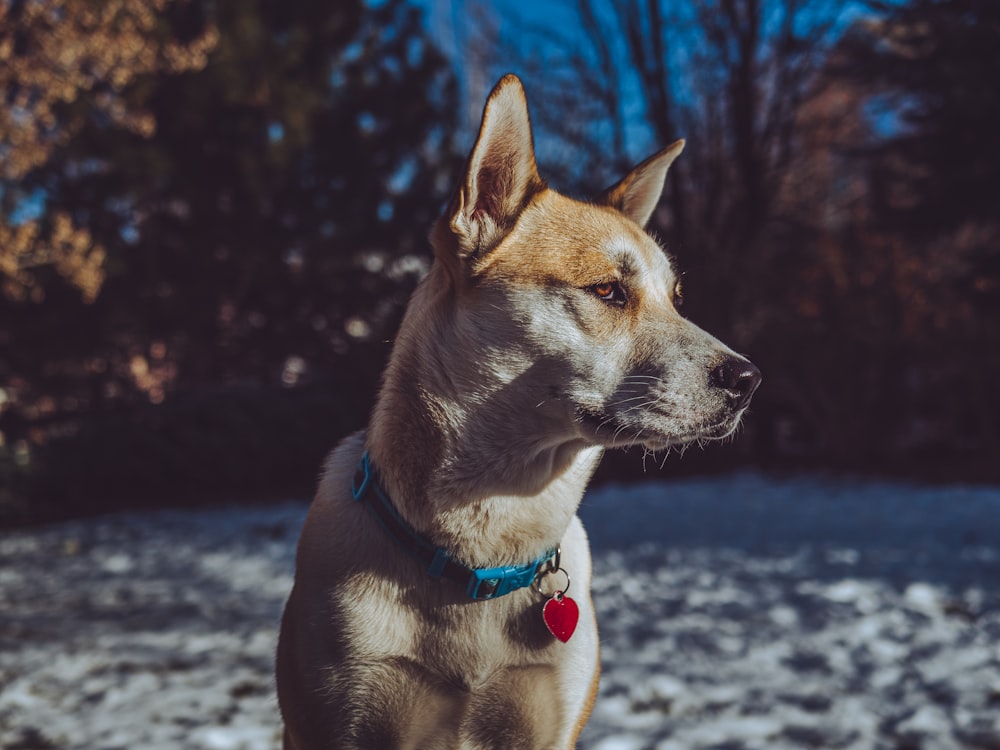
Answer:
[{"xmin": 542, "ymin": 592, "xmax": 579, "ymax": 643}]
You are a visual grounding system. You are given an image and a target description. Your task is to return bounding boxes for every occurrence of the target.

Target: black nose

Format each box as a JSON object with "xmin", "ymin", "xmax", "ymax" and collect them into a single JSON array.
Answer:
[{"xmin": 709, "ymin": 357, "xmax": 762, "ymax": 410}]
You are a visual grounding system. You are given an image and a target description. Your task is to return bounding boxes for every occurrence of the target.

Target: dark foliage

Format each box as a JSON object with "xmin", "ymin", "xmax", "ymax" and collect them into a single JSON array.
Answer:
[
  {"xmin": 839, "ymin": 0, "xmax": 1000, "ymax": 234},
  {"xmin": 20, "ymin": 355, "xmax": 382, "ymax": 525},
  {"xmin": 1, "ymin": 0, "xmax": 458, "ymax": 524}
]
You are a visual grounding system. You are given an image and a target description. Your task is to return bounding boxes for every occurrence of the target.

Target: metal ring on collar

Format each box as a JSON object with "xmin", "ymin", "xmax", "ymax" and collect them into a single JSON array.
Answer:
[{"xmin": 533, "ymin": 566, "xmax": 571, "ymax": 597}]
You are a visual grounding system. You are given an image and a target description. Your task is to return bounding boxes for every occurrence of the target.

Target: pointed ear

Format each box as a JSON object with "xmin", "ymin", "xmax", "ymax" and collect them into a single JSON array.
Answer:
[
  {"xmin": 448, "ymin": 74, "xmax": 544, "ymax": 258},
  {"xmin": 598, "ymin": 139, "xmax": 685, "ymax": 227}
]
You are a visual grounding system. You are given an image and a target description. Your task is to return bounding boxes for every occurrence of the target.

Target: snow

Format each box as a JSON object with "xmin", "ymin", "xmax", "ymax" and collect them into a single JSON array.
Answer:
[{"xmin": 2, "ymin": 473, "xmax": 999, "ymax": 749}]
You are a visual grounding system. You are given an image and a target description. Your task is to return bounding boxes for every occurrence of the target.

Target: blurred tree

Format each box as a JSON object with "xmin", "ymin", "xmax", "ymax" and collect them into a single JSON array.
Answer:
[
  {"xmin": 839, "ymin": 0, "xmax": 1000, "ymax": 234},
  {"xmin": 0, "ymin": 0, "xmax": 458, "ymax": 519},
  {"xmin": 832, "ymin": 0, "xmax": 1000, "ymax": 464},
  {"xmin": 837, "ymin": 0, "xmax": 1000, "ymax": 319},
  {"xmin": 744, "ymin": 0, "xmax": 1000, "ymax": 468},
  {"xmin": 1, "ymin": 0, "xmax": 456, "ymax": 412},
  {"xmin": 0, "ymin": 0, "xmax": 219, "ymax": 469}
]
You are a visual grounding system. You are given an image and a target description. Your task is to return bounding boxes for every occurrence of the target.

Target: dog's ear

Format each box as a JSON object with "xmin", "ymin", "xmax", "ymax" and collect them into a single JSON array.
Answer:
[
  {"xmin": 446, "ymin": 74, "xmax": 544, "ymax": 259},
  {"xmin": 598, "ymin": 139, "xmax": 685, "ymax": 228}
]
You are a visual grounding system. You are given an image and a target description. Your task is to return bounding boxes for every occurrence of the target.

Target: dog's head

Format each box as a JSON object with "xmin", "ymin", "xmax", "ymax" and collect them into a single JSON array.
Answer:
[{"xmin": 427, "ymin": 74, "xmax": 760, "ymax": 453}]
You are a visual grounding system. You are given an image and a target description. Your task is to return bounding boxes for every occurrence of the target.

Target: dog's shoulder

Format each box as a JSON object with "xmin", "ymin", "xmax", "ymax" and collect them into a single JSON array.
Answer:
[
  {"xmin": 293, "ymin": 431, "xmax": 367, "ymax": 575},
  {"xmin": 316, "ymin": 430, "xmax": 367, "ymax": 505}
]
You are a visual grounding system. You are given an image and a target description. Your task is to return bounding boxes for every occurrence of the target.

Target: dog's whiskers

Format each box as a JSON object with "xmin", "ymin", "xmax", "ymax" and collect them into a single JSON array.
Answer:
[{"xmin": 622, "ymin": 375, "xmax": 665, "ymax": 384}]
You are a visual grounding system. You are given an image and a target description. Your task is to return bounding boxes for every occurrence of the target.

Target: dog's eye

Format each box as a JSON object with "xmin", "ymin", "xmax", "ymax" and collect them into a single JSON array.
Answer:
[
  {"xmin": 589, "ymin": 281, "xmax": 626, "ymax": 305},
  {"xmin": 673, "ymin": 281, "xmax": 683, "ymax": 309}
]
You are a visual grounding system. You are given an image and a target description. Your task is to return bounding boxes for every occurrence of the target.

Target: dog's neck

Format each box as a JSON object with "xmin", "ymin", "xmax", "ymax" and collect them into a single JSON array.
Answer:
[{"xmin": 365, "ymin": 267, "xmax": 602, "ymax": 568}]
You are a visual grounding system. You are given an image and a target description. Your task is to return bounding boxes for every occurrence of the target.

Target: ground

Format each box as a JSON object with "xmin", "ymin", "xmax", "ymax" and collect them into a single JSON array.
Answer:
[{"xmin": 1, "ymin": 473, "xmax": 999, "ymax": 749}]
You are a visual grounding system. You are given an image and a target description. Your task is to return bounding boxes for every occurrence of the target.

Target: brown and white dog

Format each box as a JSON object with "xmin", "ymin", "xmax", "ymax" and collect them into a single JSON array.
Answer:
[{"xmin": 276, "ymin": 74, "xmax": 760, "ymax": 749}]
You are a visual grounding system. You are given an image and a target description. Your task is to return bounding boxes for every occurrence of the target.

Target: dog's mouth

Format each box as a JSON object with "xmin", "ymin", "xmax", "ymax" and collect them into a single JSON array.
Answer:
[{"xmin": 577, "ymin": 405, "xmax": 746, "ymax": 451}]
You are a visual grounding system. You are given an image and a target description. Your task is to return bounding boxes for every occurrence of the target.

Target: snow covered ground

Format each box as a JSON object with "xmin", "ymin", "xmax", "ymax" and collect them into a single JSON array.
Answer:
[{"xmin": 2, "ymin": 472, "xmax": 999, "ymax": 749}]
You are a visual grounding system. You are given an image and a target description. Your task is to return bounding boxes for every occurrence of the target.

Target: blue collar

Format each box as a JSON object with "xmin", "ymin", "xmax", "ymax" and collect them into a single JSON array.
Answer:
[{"xmin": 351, "ymin": 452, "xmax": 558, "ymax": 601}]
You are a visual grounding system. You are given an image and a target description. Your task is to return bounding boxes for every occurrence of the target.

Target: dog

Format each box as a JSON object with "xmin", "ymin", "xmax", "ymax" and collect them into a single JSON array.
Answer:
[{"xmin": 276, "ymin": 74, "xmax": 761, "ymax": 749}]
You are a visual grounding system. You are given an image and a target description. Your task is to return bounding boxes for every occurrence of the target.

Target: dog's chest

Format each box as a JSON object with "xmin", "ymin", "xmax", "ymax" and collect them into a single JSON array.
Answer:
[
  {"xmin": 427, "ymin": 600, "xmax": 559, "ymax": 687},
  {"xmin": 342, "ymin": 578, "xmax": 558, "ymax": 692}
]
